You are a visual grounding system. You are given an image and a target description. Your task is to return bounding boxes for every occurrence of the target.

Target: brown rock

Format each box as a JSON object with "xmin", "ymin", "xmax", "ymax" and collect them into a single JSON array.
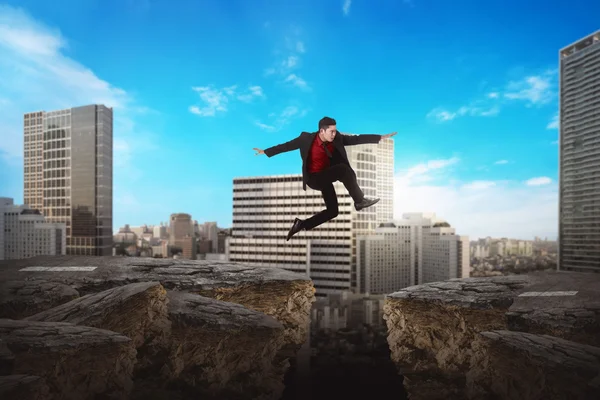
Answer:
[
  {"xmin": 384, "ymin": 276, "xmax": 532, "ymax": 376},
  {"xmin": 506, "ymin": 271, "xmax": 600, "ymax": 347},
  {"xmin": 25, "ymin": 281, "xmax": 171, "ymax": 359},
  {"xmin": 0, "ymin": 280, "xmax": 79, "ymax": 319},
  {"xmin": 0, "ymin": 375, "xmax": 50, "ymax": 400},
  {"xmin": 158, "ymin": 290, "xmax": 288, "ymax": 400},
  {"xmin": 467, "ymin": 330, "xmax": 600, "ymax": 400},
  {"xmin": 0, "ymin": 319, "xmax": 137, "ymax": 400},
  {"xmin": 0, "ymin": 256, "xmax": 315, "ymax": 345}
]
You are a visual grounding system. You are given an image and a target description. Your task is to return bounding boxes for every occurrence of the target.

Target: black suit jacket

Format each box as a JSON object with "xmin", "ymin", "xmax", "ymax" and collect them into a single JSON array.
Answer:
[{"xmin": 264, "ymin": 131, "xmax": 382, "ymax": 190}]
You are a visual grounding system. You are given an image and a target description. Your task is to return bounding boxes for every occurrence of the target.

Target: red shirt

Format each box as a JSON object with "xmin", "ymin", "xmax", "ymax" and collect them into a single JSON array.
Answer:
[{"xmin": 308, "ymin": 134, "xmax": 334, "ymax": 173}]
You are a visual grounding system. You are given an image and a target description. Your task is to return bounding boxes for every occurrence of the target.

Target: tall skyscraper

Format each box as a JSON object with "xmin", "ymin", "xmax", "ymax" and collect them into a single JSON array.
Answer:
[
  {"xmin": 558, "ymin": 30, "xmax": 600, "ymax": 273},
  {"xmin": 23, "ymin": 105, "xmax": 113, "ymax": 256},
  {"xmin": 227, "ymin": 135, "xmax": 394, "ymax": 296},
  {"xmin": 356, "ymin": 213, "xmax": 470, "ymax": 295}
]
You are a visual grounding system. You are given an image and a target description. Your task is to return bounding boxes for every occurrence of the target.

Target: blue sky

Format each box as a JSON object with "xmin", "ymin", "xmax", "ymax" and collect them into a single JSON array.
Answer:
[{"xmin": 0, "ymin": 0, "xmax": 598, "ymax": 240}]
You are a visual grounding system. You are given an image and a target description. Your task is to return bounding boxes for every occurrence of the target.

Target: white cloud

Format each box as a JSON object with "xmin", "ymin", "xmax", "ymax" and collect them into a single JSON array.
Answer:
[
  {"xmin": 547, "ymin": 113, "xmax": 558, "ymax": 129},
  {"xmin": 285, "ymin": 73, "xmax": 310, "ymax": 90},
  {"xmin": 255, "ymin": 122, "xmax": 277, "ymax": 132},
  {"xmin": 426, "ymin": 105, "xmax": 498, "ymax": 122},
  {"xmin": 494, "ymin": 159, "xmax": 509, "ymax": 165},
  {"xmin": 504, "ymin": 71, "xmax": 556, "ymax": 106},
  {"xmin": 462, "ymin": 180, "xmax": 496, "ymax": 190},
  {"xmin": 190, "ymin": 86, "xmax": 229, "ymax": 116},
  {"xmin": 426, "ymin": 108, "xmax": 457, "ymax": 122},
  {"xmin": 0, "ymin": 3, "xmax": 160, "ymax": 227},
  {"xmin": 189, "ymin": 84, "xmax": 264, "ymax": 115},
  {"xmin": 551, "ymin": 140, "xmax": 559, "ymax": 145},
  {"xmin": 426, "ymin": 68, "xmax": 557, "ymax": 123},
  {"xmin": 525, "ymin": 176, "xmax": 552, "ymax": 186},
  {"xmin": 282, "ymin": 55, "xmax": 298, "ymax": 69},
  {"xmin": 394, "ymin": 158, "xmax": 558, "ymax": 240},
  {"xmin": 237, "ymin": 85, "xmax": 265, "ymax": 102},
  {"xmin": 343, "ymin": 0, "xmax": 352, "ymax": 15},
  {"xmin": 255, "ymin": 105, "xmax": 308, "ymax": 132},
  {"xmin": 397, "ymin": 157, "xmax": 460, "ymax": 184},
  {"xmin": 264, "ymin": 30, "xmax": 307, "ymax": 85},
  {"xmin": 0, "ymin": 4, "xmax": 153, "ymax": 172}
]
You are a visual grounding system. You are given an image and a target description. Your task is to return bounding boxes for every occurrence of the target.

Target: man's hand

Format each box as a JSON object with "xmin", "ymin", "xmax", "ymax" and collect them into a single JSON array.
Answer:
[
  {"xmin": 253, "ymin": 148, "xmax": 265, "ymax": 156},
  {"xmin": 381, "ymin": 132, "xmax": 397, "ymax": 140}
]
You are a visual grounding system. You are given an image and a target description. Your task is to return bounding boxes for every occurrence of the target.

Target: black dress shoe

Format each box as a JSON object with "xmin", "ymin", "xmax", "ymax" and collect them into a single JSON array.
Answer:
[
  {"xmin": 286, "ymin": 218, "xmax": 304, "ymax": 241},
  {"xmin": 355, "ymin": 197, "xmax": 380, "ymax": 211}
]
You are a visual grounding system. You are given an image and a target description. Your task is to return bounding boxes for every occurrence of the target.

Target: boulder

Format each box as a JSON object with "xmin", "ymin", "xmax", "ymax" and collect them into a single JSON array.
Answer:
[
  {"xmin": 0, "ymin": 319, "xmax": 137, "ymax": 400},
  {"xmin": 158, "ymin": 290, "xmax": 287, "ymax": 400},
  {"xmin": 25, "ymin": 281, "xmax": 171, "ymax": 373},
  {"xmin": 0, "ymin": 280, "xmax": 79, "ymax": 319},
  {"xmin": 467, "ymin": 330, "xmax": 600, "ymax": 400},
  {"xmin": 384, "ymin": 275, "xmax": 532, "ymax": 376}
]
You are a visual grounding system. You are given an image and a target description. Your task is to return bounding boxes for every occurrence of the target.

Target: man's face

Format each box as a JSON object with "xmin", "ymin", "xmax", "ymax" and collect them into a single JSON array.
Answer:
[{"xmin": 321, "ymin": 125, "xmax": 337, "ymax": 142}]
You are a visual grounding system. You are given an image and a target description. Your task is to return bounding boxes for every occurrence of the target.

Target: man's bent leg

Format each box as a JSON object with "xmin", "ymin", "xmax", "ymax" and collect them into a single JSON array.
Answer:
[
  {"xmin": 320, "ymin": 164, "xmax": 364, "ymax": 203},
  {"xmin": 302, "ymin": 183, "xmax": 339, "ymax": 230}
]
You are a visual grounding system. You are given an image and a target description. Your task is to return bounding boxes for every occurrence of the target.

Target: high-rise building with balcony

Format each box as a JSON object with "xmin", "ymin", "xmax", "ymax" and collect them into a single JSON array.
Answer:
[
  {"xmin": 558, "ymin": 30, "xmax": 600, "ymax": 273},
  {"xmin": 23, "ymin": 104, "xmax": 113, "ymax": 256}
]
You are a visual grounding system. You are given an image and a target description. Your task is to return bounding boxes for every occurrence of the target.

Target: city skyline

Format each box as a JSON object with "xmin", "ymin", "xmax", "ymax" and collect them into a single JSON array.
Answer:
[{"xmin": 1, "ymin": 1, "xmax": 599, "ymax": 241}]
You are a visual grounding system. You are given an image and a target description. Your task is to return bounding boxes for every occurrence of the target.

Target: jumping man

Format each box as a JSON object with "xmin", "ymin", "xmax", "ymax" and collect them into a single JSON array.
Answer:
[{"xmin": 253, "ymin": 116, "xmax": 397, "ymax": 240}]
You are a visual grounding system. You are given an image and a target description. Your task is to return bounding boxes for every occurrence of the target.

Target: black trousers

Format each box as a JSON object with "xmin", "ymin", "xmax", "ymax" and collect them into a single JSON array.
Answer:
[{"xmin": 303, "ymin": 163, "xmax": 365, "ymax": 231}]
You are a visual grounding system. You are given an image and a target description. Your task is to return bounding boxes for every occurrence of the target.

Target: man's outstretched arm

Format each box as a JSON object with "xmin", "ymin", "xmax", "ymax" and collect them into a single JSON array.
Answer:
[
  {"xmin": 340, "ymin": 131, "xmax": 397, "ymax": 146},
  {"xmin": 254, "ymin": 135, "xmax": 301, "ymax": 157}
]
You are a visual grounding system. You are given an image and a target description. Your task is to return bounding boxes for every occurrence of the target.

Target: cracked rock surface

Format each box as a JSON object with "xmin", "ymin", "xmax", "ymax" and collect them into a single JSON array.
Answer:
[
  {"xmin": 0, "ymin": 319, "xmax": 137, "ymax": 400},
  {"xmin": 0, "ymin": 280, "xmax": 79, "ymax": 319},
  {"xmin": 25, "ymin": 281, "xmax": 171, "ymax": 372},
  {"xmin": 153, "ymin": 290, "xmax": 287, "ymax": 400},
  {"xmin": 384, "ymin": 275, "xmax": 532, "ymax": 375},
  {"xmin": 384, "ymin": 271, "xmax": 600, "ymax": 399},
  {"xmin": 0, "ymin": 256, "xmax": 314, "ymax": 345},
  {"xmin": 467, "ymin": 330, "xmax": 600, "ymax": 400},
  {"xmin": 0, "ymin": 256, "xmax": 315, "ymax": 399}
]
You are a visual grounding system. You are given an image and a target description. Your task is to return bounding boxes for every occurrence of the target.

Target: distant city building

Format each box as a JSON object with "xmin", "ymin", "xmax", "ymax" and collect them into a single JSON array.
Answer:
[
  {"xmin": 311, "ymin": 292, "xmax": 386, "ymax": 330},
  {"xmin": 356, "ymin": 213, "xmax": 469, "ymax": 295},
  {"xmin": 227, "ymin": 135, "xmax": 394, "ymax": 296},
  {"xmin": 0, "ymin": 197, "xmax": 66, "ymax": 260},
  {"xmin": 153, "ymin": 223, "xmax": 168, "ymax": 240},
  {"xmin": 23, "ymin": 104, "xmax": 113, "ymax": 256},
  {"xmin": 204, "ymin": 222, "xmax": 218, "ymax": 253},
  {"xmin": 170, "ymin": 213, "xmax": 193, "ymax": 242},
  {"xmin": 470, "ymin": 237, "xmax": 533, "ymax": 258},
  {"xmin": 129, "ymin": 225, "xmax": 149, "ymax": 238},
  {"xmin": 558, "ymin": 30, "xmax": 600, "ymax": 273},
  {"xmin": 113, "ymin": 224, "xmax": 137, "ymax": 245},
  {"xmin": 151, "ymin": 239, "xmax": 170, "ymax": 258},
  {"xmin": 177, "ymin": 236, "xmax": 197, "ymax": 260},
  {"xmin": 169, "ymin": 213, "xmax": 196, "ymax": 259}
]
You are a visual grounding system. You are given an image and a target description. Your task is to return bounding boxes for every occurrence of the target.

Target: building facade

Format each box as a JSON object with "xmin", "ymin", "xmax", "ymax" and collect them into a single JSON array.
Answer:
[
  {"xmin": 0, "ymin": 197, "xmax": 66, "ymax": 260},
  {"xmin": 169, "ymin": 213, "xmax": 196, "ymax": 259},
  {"xmin": 356, "ymin": 213, "xmax": 469, "ymax": 295},
  {"xmin": 558, "ymin": 30, "xmax": 600, "ymax": 273},
  {"xmin": 227, "ymin": 135, "xmax": 394, "ymax": 296},
  {"xmin": 23, "ymin": 104, "xmax": 113, "ymax": 256}
]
